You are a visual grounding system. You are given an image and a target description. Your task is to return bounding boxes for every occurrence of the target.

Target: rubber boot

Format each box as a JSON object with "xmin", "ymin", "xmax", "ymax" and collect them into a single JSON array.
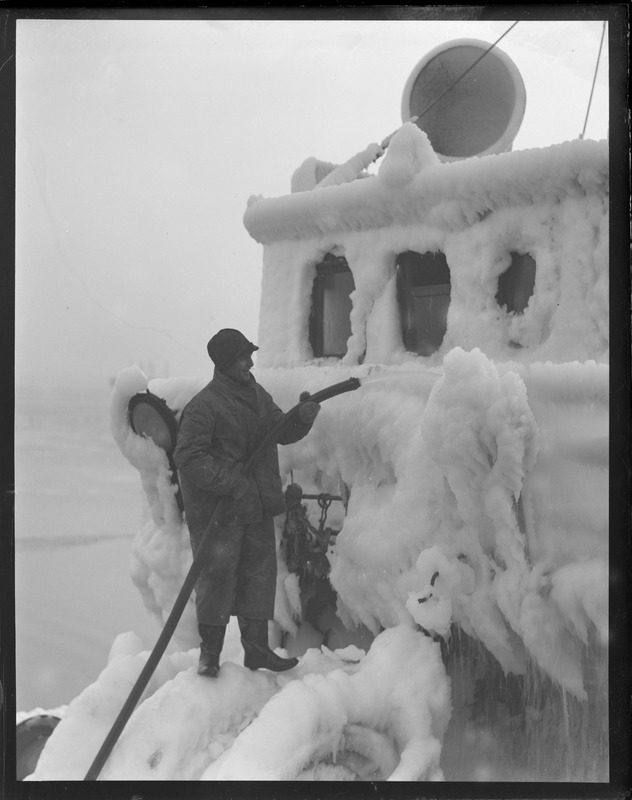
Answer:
[
  {"xmin": 198, "ymin": 624, "xmax": 226, "ymax": 678},
  {"xmin": 238, "ymin": 617, "xmax": 298, "ymax": 672}
]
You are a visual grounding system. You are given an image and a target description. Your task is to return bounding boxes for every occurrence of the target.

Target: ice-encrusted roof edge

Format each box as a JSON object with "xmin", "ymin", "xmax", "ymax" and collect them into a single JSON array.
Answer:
[{"xmin": 243, "ymin": 138, "xmax": 608, "ymax": 245}]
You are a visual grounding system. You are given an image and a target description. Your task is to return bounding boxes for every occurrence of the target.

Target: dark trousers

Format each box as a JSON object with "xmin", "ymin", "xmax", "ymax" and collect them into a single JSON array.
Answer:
[{"xmin": 191, "ymin": 516, "xmax": 277, "ymax": 627}]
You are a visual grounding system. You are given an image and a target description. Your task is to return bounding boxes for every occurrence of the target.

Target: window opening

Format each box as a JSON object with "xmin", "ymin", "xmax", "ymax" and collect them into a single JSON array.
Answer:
[
  {"xmin": 309, "ymin": 254, "xmax": 355, "ymax": 358},
  {"xmin": 397, "ymin": 251, "xmax": 451, "ymax": 356},
  {"xmin": 496, "ymin": 252, "xmax": 536, "ymax": 314}
]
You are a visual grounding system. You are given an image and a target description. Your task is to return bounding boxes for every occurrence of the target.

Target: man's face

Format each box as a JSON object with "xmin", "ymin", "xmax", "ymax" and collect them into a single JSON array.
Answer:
[{"xmin": 224, "ymin": 354, "xmax": 253, "ymax": 385}]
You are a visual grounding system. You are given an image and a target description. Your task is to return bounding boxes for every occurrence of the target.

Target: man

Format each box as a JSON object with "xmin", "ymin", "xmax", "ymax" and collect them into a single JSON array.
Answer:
[{"xmin": 173, "ymin": 328, "xmax": 320, "ymax": 678}]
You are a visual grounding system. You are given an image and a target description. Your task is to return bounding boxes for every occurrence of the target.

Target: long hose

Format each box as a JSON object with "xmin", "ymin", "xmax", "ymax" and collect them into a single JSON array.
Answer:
[{"xmin": 84, "ymin": 376, "xmax": 361, "ymax": 780}]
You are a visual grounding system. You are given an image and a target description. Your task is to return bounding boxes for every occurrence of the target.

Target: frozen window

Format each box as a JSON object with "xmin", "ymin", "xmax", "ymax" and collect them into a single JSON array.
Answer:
[
  {"xmin": 397, "ymin": 251, "xmax": 451, "ymax": 356},
  {"xmin": 496, "ymin": 252, "xmax": 536, "ymax": 314},
  {"xmin": 309, "ymin": 254, "xmax": 355, "ymax": 358}
]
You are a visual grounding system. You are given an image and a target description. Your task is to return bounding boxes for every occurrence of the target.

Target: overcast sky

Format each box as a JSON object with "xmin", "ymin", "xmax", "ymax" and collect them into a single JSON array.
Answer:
[{"xmin": 15, "ymin": 14, "xmax": 610, "ymax": 393}]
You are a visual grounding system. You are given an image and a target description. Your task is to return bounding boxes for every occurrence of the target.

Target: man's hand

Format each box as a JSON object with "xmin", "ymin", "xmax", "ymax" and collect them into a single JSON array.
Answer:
[
  {"xmin": 231, "ymin": 472, "xmax": 251, "ymax": 499},
  {"xmin": 284, "ymin": 483, "xmax": 303, "ymax": 509},
  {"xmin": 297, "ymin": 400, "xmax": 320, "ymax": 425},
  {"xmin": 230, "ymin": 463, "xmax": 252, "ymax": 499},
  {"xmin": 223, "ymin": 472, "xmax": 262, "ymax": 524}
]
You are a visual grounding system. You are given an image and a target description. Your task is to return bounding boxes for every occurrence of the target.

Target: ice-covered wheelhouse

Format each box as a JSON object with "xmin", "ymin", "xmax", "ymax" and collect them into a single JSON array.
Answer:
[{"xmin": 239, "ymin": 38, "xmax": 609, "ymax": 780}]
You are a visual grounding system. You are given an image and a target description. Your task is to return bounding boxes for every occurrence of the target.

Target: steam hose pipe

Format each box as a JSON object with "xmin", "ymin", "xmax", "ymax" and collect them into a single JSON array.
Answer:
[{"xmin": 84, "ymin": 375, "xmax": 362, "ymax": 781}]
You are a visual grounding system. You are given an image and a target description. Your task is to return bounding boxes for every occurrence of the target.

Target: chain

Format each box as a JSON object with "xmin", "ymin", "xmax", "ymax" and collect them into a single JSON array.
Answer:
[{"xmin": 317, "ymin": 494, "xmax": 333, "ymax": 532}]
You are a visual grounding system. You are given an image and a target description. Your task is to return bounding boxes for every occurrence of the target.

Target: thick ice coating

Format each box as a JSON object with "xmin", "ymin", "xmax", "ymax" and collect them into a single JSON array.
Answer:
[{"xmin": 26, "ymin": 123, "xmax": 609, "ymax": 781}]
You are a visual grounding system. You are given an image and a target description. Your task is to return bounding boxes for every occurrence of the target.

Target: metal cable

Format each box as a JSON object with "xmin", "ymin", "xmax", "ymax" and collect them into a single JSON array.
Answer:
[{"xmin": 579, "ymin": 21, "xmax": 607, "ymax": 140}]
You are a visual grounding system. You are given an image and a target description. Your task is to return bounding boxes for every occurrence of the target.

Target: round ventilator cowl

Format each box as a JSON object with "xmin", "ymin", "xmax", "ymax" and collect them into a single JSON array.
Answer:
[{"xmin": 401, "ymin": 39, "xmax": 526, "ymax": 161}]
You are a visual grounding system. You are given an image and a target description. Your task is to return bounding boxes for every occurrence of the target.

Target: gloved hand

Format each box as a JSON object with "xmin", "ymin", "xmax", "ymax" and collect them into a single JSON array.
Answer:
[
  {"xmin": 231, "ymin": 471, "xmax": 251, "ymax": 499},
  {"xmin": 223, "ymin": 472, "xmax": 262, "ymax": 524},
  {"xmin": 284, "ymin": 483, "xmax": 304, "ymax": 509},
  {"xmin": 297, "ymin": 400, "xmax": 320, "ymax": 425}
]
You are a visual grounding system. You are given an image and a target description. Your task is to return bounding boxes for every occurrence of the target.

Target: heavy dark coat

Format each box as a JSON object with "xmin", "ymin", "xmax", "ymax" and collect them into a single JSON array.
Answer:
[
  {"xmin": 172, "ymin": 370, "xmax": 313, "ymax": 625},
  {"xmin": 173, "ymin": 370, "xmax": 312, "ymax": 531}
]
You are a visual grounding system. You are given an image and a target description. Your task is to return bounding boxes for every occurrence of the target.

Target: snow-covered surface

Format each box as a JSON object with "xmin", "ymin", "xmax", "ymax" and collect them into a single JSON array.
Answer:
[
  {"xmin": 22, "ymin": 126, "xmax": 609, "ymax": 781},
  {"xmin": 245, "ymin": 127, "xmax": 607, "ymax": 244},
  {"xmin": 28, "ymin": 623, "xmax": 449, "ymax": 781}
]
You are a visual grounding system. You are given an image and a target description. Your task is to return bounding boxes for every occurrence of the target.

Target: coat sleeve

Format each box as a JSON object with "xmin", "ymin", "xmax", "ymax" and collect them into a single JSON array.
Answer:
[
  {"xmin": 173, "ymin": 402, "xmax": 249, "ymax": 497},
  {"xmin": 261, "ymin": 391, "xmax": 314, "ymax": 445}
]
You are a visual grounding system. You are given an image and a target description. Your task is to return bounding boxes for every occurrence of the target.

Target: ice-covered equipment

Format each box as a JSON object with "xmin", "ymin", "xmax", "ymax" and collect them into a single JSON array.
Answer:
[
  {"xmin": 401, "ymin": 38, "xmax": 526, "ymax": 161},
  {"xmin": 128, "ymin": 390, "xmax": 184, "ymax": 511},
  {"xmin": 128, "ymin": 391, "xmax": 178, "ymax": 455},
  {"xmin": 16, "ymin": 715, "xmax": 61, "ymax": 780}
]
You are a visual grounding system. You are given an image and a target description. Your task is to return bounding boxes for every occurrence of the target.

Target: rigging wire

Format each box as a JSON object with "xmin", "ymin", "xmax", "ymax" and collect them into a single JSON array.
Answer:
[
  {"xmin": 579, "ymin": 21, "xmax": 606, "ymax": 140},
  {"xmin": 381, "ymin": 20, "xmax": 520, "ymax": 149}
]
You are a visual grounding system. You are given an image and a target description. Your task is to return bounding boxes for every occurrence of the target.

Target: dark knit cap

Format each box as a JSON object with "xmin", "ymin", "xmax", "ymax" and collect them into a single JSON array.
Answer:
[{"xmin": 207, "ymin": 329, "xmax": 259, "ymax": 371}]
